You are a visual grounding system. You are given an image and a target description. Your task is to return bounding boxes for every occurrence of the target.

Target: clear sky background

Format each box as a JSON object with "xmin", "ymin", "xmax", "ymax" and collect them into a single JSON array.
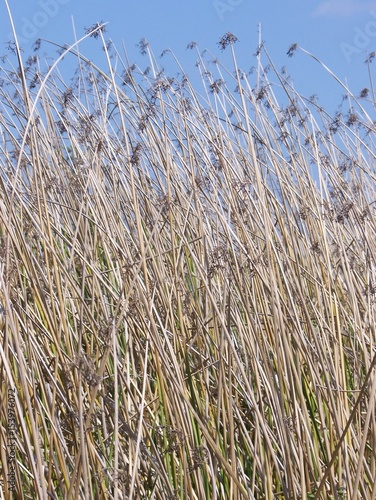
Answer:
[{"xmin": 1, "ymin": 0, "xmax": 376, "ymax": 114}]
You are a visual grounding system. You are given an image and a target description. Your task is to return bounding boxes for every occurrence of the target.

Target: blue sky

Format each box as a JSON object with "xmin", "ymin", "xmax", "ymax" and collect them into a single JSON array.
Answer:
[{"xmin": 1, "ymin": 0, "xmax": 376, "ymax": 114}]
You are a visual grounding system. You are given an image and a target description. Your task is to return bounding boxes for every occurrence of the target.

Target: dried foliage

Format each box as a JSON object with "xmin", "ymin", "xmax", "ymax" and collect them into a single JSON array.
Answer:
[{"xmin": 0, "ymin": 26, "xmax": 376, "ymax": 500}]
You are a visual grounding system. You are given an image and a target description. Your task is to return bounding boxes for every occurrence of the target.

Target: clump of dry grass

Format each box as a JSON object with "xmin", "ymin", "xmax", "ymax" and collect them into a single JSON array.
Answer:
[{"xmin": 0, "ymin": 15, "xmax": 376, "ymax": 499}]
